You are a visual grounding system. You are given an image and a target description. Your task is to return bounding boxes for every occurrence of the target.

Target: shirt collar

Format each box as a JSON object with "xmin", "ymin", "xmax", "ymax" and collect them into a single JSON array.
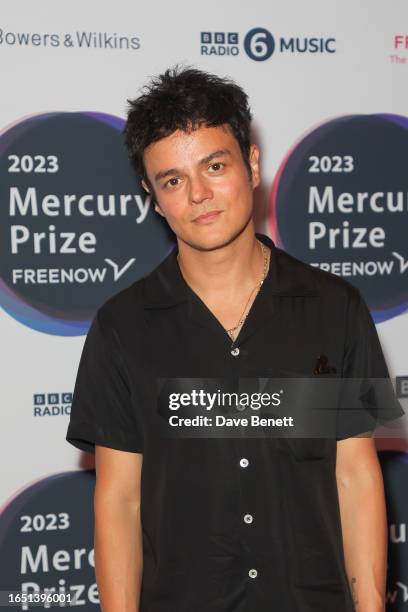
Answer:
[{"xmin": 142, "ymin": 232, "xmax": 318, "ymax": 309}]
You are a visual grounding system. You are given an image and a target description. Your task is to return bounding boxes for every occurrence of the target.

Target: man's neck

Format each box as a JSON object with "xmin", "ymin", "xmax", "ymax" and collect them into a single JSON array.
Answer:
[{"xmin": 176, "ymin": 222, "xmax": 264, "ymax": 302}]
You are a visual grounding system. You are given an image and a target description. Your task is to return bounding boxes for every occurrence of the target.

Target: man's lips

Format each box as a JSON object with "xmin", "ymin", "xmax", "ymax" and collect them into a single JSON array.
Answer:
[{"xmin": 192, "ymin": 210, "xmax": 222, "ymax": 224}]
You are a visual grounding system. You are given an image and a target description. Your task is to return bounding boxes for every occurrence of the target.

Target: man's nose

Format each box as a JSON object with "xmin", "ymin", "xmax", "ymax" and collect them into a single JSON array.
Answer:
[{"xmin": 189, "ymin": 175, "xmax": 213, "ymax": 204}]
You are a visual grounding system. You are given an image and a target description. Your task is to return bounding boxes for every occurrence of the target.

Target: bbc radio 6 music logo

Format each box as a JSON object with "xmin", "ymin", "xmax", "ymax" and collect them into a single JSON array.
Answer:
[
  {"xmin": 33, "ymin": 393, "xmax": 72, "ymax": 417},
  {"xmin": 269, "ymin": 114, "xmax": 408, "ymax": 323},
  {"xmin": 200, "ymin": 27, "xmax": 335, "ymax": 60},
  {"xmin": 0, "ymin": 112, "xmax": 174, "ymax": 336}
]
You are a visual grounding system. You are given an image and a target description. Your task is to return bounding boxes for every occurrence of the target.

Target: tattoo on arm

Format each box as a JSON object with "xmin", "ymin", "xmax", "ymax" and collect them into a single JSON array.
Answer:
[{"xmin": 351, "ymin": 577, "xmax": 359, "ymax": 610}]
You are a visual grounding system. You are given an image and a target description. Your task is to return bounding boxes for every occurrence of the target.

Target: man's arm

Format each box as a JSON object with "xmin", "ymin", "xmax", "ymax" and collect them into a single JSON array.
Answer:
[
  {"xmin": 94, "ymin": 446, "xmax": 143, "ymax": 612},
  {"xmin": 336, "ymin": 436, "xmax": 387, "ymax": 612}
]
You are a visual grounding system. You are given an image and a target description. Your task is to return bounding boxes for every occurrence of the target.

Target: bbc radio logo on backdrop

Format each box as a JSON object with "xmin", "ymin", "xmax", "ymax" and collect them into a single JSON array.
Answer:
[
  {"xmin": 396, "ymin": 377, "xmax": 408, "ymax": 399},
  {"xmin": 0, "ymin": 112, "xmax": 174, "ymax": 336},
  {"xmin": 200, "ymin": 32, "xmax": 239, "ymax": 56},
  {"xmin": 270, "ymin": 114, "xmax": 408, "ymax": 323},
  {"xmin": 33, "ymin": 393, "xmax": 72, "ymax": 417},
  {"xmin": 200, "ymin": 27, "xmax": 336, "ymax": 60}
]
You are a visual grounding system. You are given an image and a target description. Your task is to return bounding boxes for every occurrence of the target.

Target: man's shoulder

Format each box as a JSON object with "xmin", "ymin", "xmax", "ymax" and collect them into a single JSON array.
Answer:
[
  {"xmin": 95, "ymin": 254, "xmax": 172, "ymax": 329},
  {"xmin": 275, "ymin": 245, "xmax": 361, "ymax": 305},
  {"xmin": 97, "ymin": 277, "xmax": 146, "ymax": 322}
]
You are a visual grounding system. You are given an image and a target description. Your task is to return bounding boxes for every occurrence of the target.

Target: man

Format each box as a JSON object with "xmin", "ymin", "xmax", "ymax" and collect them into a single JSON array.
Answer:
[{"xmin": 66, "ymin": 67, "xmax": 404, "ymax": 611}]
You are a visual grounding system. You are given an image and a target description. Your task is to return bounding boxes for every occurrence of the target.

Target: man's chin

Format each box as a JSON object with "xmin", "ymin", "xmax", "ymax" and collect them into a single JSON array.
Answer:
[{"xmin": 178, "ymin": 223, "xmax": 251, "ymax": 253}]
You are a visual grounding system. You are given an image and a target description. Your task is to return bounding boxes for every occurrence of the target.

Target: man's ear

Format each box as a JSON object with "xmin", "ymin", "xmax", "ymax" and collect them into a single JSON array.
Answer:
[
  {"xmin": 142, "ymin": 179, "xmax": 164, "ymax": 216},
  {"xmin": 154, "ymin": 202, "xmax": 165, "ymax": 217},
  {"xmin": 248, "ymin": 144, "xmax": 260, "ymax": 189}
]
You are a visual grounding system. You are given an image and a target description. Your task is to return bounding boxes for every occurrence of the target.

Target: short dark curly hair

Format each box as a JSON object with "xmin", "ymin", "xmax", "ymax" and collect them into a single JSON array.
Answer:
[{"xmin": 123, "ymin": 66, "xmax": 253, "ymax": 188}]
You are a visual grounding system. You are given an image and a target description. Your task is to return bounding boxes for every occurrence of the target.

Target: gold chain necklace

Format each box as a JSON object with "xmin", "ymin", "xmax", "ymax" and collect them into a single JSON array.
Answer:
[
  {"xmin": 225, "ymin": 240, "xmax": 269, "ymax": 341},
  {"xmin": 176, "ymin": 239, "xmax": 270, "ymax": 342}
]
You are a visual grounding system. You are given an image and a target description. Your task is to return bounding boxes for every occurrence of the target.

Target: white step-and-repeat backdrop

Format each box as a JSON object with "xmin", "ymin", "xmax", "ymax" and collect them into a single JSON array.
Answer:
[{"xmin": 1, "ymin": 1, "xmax": 407, "ymax": 609}]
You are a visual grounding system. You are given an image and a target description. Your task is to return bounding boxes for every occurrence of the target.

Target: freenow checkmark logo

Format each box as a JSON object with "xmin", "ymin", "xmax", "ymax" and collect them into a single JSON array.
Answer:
[{"xmin": 104, "ymin": 258, "xmax": 136, "ymax": 281}]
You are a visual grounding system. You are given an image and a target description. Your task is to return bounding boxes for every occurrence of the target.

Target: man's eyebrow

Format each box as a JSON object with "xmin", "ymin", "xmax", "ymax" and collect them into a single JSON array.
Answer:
[
  {"xmin": 154, "ymin": 167, "xmax": 179, "ymax": 183},
  {"xmin": 199, "ymin": 148, "xmax": 231, "ymax": 166},
  {"xmin": 154, "ymin": 149, "xmax": 231, "ymax": 183}
]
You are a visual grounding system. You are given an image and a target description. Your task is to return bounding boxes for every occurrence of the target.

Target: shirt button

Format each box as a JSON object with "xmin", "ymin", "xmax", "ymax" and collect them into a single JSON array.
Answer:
[
  {"xmin": 248, "ymin": 568, "xmax": 258, "ymax": 579},
  {"xmin": 244, "ymin": 513, "xmax": 253, "ymax": 524},
  {"xmin": 239, "ymin": 458, "xmax": 249, "ymax": 468},
  {"xmin": 230, "ymin": 347, "xmax": 240, "ymax": 357}
]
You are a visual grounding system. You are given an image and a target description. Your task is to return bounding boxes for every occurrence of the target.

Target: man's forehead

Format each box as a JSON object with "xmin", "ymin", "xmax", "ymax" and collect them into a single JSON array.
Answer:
[
  {"xmin": 143, "ymin": 124, "xmax": 238, "ymax": 177},
  {"xmin": 144, "ymin": 124, "xmax": 236, "ymax": 158}
]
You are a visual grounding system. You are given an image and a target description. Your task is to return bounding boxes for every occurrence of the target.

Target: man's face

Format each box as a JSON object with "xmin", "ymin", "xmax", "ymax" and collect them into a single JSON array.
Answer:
[{"xmin": 142, "ymin": 124, "xmax": 260, "ymax": 251}]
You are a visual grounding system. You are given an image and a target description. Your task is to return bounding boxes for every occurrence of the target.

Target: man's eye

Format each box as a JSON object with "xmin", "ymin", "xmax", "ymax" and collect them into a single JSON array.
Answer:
[
  {"xmin": 209, "ymin": 162, "xmax": 224, "ymax": 172},
  {"xmin": 164, "ymin": 177, "xmax": 180, "ymax": 188}
]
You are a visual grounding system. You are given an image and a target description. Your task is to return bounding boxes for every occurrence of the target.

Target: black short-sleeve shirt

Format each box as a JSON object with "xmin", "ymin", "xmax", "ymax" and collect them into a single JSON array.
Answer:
[{"xmin": 66, "ymin": 233, "xmax": 404, "ymax": 612}]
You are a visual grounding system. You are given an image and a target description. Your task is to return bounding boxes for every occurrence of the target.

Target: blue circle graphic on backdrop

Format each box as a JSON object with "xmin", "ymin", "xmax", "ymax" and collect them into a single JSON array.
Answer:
[
  {"xmin": 244, "ymin": 27, "xmax": 275, "ymax": 61},
  {"xmin": 0, "ymin": 470, "xmax": 97, "ymax": 609},
  {"xmin": 379, "ymin": 451, "xmax": 408, "ymax": 610},
  {"xmin": 0, "ymin": 112, "xmax": 175, "ymax": 336},
  {"xmin": 269, "ymin": 114, "xmax": 408, "ymax": 323}
]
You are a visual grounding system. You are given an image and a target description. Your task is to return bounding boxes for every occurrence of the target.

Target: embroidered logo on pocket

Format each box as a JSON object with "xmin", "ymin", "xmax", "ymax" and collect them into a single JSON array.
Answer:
[{"xmin": 313, "ymin": 354, "xmax": 337, "ymax": 375}]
